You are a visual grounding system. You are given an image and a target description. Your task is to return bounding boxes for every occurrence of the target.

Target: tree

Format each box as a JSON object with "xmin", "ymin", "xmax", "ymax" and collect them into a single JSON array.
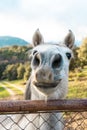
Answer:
[
  {"xmin": 0, "ymin": 63, "xmax": 7, "ymax": 79},
  {"xmin": 78, "ymin": 37, "xmax": 87, "ymax": 67},
  {"xmin": 17, "ymin": 63, "xmax": 25, "ymax": 79},
  {"xmin": 24, "ymin": 62, "xmax": 31, "ymax": 81},
  {"xmin": 69, "ymin": 46, "xmax": 80, "ymax": 70},
  {"xmin": 3, "ymin": 64, "xmax": 18, "ymax": 80}
]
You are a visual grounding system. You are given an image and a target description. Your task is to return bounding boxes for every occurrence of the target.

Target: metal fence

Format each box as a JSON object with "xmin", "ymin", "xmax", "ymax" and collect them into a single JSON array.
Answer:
[{"xmin": 0, "ymin": 99, "xmax": 87, "ymax": 130}]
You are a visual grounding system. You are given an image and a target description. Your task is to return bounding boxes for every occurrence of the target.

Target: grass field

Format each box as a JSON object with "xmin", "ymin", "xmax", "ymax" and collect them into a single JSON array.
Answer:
[
  {"xmin": 0, "ymin": 86, "xmax": 10, "ymax": 98},
  {"xmin": 68, "ymin": 80, "xmax": 87, "ymax": 98},
  {"xmin": 0, "ymin": 66, "xmax": 87, "ymax": 100},
  {"xmin": 68, "ymin": 66, "xmax": 87, "ymax": 99}
]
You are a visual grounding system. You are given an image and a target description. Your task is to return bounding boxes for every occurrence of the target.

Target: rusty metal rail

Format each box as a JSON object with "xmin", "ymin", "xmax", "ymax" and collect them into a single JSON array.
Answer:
[{"xmin": 0, "ymin": 99, "xmax": 87, "ymax": 114}]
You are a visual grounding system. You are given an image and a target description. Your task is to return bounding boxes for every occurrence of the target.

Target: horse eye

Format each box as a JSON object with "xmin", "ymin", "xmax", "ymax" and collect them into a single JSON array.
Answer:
[
  {"xmin": 33, "ymin": 50, "xmax": 38, "ymax": 55},
  {"xmin": 66, "ymin": 53, "xmax": 71, "ymax": 59}
]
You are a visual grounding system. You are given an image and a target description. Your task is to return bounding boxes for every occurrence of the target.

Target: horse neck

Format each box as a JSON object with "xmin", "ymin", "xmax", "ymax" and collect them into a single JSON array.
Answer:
[{"xmin": 30, "ymin": 88, "xmax": 63, "ymax": 130}]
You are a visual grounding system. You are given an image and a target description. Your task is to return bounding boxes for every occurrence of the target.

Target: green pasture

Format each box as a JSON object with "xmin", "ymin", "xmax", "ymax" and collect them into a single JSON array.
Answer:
[
  {"xmin": 68, "ymin": 66, "xmax": 87, "ymax": 98},
  {"xmin": 0, "ymin": 86, "xmax": 10, "ymax": 99},
  {"xmin": 68, "ymin": 80, "xmax": 87, "ymax": 98}
]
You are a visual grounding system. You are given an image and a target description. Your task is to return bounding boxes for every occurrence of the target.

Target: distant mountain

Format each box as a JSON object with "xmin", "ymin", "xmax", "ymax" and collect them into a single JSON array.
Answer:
[{"xmin": 0, "ymin": 36, "xmax": 29, "ymax": 47}]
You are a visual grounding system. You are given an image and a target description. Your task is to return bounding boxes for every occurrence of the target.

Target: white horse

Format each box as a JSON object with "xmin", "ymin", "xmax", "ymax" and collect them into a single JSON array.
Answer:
[
  {"xmin": 0, "ymin": 29, "xmax": 75, "ymax": 130},
  {"xmin": 24, "ymin": 29, "xmax": 75, "ymax": 130}
]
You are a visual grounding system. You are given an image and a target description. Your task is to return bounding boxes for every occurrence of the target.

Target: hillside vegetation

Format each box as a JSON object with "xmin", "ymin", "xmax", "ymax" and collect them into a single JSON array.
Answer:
[{"xmin": 0, "ymin": 45, "xmax": 32, "ymax": 81}]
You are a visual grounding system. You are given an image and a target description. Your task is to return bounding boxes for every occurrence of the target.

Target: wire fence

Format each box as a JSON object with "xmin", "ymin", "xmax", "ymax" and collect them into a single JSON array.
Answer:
[{"xmin": 0, "ymin": 99, "xmax": 87, "ymax": 130}]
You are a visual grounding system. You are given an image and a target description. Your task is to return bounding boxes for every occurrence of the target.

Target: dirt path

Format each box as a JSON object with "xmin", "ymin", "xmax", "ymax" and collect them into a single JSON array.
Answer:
[
  {"xmin": 4, "ymin": 81, "xmax": 25, "ymax": 93},
  {"xmin": 0, "ymin": 83, "xmax": 16, "ymax": 100}
]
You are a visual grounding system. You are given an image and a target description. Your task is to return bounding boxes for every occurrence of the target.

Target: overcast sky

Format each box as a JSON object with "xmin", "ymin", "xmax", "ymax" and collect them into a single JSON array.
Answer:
[{"xmin": 0, "ymin": 0, "xmax": 87, "ymax": 43}]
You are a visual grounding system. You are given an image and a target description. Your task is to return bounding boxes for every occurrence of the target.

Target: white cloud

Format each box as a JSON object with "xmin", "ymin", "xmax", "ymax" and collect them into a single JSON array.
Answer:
[
  {"xmin": 0, "ymin": 12, "xmax": 68, "ymax": 42},
  {"xmin": 0, "ymin": 0, "xmax": 87, "ymax": 43},
  {"xmin": 76, "ymin": 26, "xmax": 87, "ymax": 41},
  {"xmin": 0, "ymin": 13, "xmax": 29, "ymax": 40}
]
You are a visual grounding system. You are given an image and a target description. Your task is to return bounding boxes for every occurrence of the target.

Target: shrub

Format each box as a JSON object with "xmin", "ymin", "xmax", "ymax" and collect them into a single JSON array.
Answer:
[
  {"xmin": 3, "ymin": 64, "xmax": 18, "ymax": 80},
  {"xmin": 17, "ymin": 63, "xmax": 25, "ymax": 79},
  {"xmin": 24, "ymin": 62, "xmax": 31, "ymax": 81}
]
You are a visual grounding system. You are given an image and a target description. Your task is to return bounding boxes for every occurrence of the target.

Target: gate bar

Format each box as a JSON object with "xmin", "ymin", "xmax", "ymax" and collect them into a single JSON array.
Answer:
[{"xmin": 0, "ymin": 99, "xmax": 87, "ymax": 114}]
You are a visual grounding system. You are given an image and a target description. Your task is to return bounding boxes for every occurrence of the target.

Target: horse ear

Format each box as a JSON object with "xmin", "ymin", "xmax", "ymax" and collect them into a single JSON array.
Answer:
[
  {"xmin": 32, "ymin": 29, "xmax": 44, "ymax": 47},
  {"xmin": 64, "ymin": 30, "xmax": 75, "ymax": 49}
]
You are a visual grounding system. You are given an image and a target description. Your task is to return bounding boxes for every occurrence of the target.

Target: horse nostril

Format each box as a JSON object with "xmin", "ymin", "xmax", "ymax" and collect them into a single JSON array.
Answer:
[
  {"xmin": 52, "ymin": 54, "xmax": 62, "ymax": 68},
  {"xmin": 33, "ymin": 53, "xmax": 41, "ymax": 67}
]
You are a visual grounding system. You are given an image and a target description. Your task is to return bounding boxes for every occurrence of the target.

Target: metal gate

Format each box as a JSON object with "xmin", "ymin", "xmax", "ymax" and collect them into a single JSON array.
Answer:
[{"xmin": 0, "ymin": 99, "xmax": 87, "ymax": 130}]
